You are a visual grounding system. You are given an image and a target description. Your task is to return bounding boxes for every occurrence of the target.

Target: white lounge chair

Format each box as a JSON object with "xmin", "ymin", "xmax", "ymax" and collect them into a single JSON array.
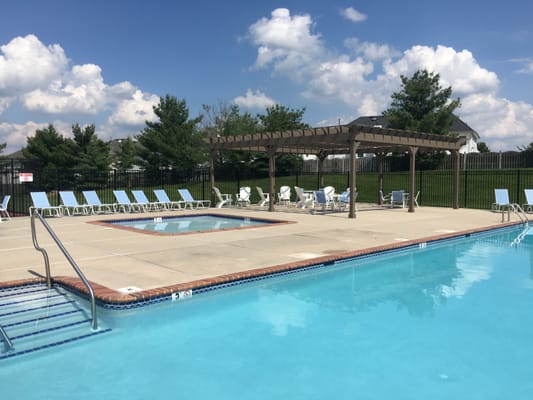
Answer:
[
  {"xmin": 256, "ymin": 186, "xmax": 269, "ymax": 207},
  {"xmin": 236, "ymin": 186, "xmax": 251, "ymax": 207},
  {"xmin": 29, "ymin": 192, "xmax": 62, "ymax": 217},
  {"xmin": 113, "ymin": 190, "xmax": 144, "ymax": 212},
  {"xmin": 82, "ymin": 190, "xmax": 115, "ymax": 214},
  {"xmin": 379, "ymin": 190, "xmax": 391, "ymax": 206},
  {"xmin": 0, "ymin": 195, "xmax": 11, "ymax": 221},
  {"xmin": 523, "ymin": 189, "xmax": 533, "ymax": 212},
  {"xmin": 154, "ymin": 189, "xmax": 184, "ymax": 210},
  {"xmin": 178, "ymin": 189, "xmax": 211, "ymax": 209},
  {"xmin": 294, "ymin": 186, "xmax": 313, "ymax": 209},
  {"xmin": 59, "ymin": 191, "xmax": 93, "ymax": 216},
  {"xmin": 132, "ymin": 190, "xmax": 163, "ymax": 211},
  {"xmin": 212, "ymin": 187, "xmax": 232, "ymax": 208},
  {"xmin": 323, "ymin": 186, "xmax": 335, "ymax": 202},
  {"xmin": 277, "ymin": 185, "xmax": 291, "ymax": 206}
]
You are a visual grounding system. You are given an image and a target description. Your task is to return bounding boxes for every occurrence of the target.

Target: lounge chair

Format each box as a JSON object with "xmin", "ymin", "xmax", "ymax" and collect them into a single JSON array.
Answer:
[
  {"xmin": 29, "ymin": 192, "xmax": 62, "ymax": 217},
  {"xmin": 336, "ymin": 190, "xmax": 358, "ymax": 212},
  {"xmin": 59, "ymin": 191, "xmax": 93, "ymax": 216},
  {"xmin": 379, "ymin": 190, "xmax": 391, "ymax": 206},
  {"xmin": 0, "ymin": 195, "xmax": 11, "ymax": 221},
  {"xmin": 153, "ymin": 189, "xmax": 184, "ymax": 210},
  {"xmin": 277, "ymin": 185, "xmax": 291, "ymax": 206},
  {"xmin": 493, "ymin": 188, "xmax": 516, "ymax": 212},
  {"xmin": 523, "ymin": 189, "xmax": 533, "ymax": 212},
  {"xmin": 236, "ymin": 186, "xmax": 251, "ymax": 207},
  {"xmin": 212, "ymin": 187, "xmax": 232, "ymax": 208},
  {"xmin": 323, "ymin": 186, "xmax": 335, "ymax": 202},
  {"xmin": 82, "ymin": 190, "xmax": 115, "ymax": 214},
  {"xmin": 113, "ymin": 190, "xmax": 144, "ymax": 212},
  {"xmin": 294, "ymin": 186, "xmax": 313, "ymax": 209},
  {"xmin": 256, "ymin": 186, "xmax": 270, "ymax": 207},
  {"xmin": 390, "ymin": 190, "xmax": 406, "ymax": 208},
  {"xmin": 178, "ymin": 189, "xmax": 211, "ymax": 209},
  {"xmin": 132, "ymin": 190, "xmax": 163, "ymax": 211},
  {"xmin": 312, "ymin": 189, "xmax": 335, "ymax": 213}
]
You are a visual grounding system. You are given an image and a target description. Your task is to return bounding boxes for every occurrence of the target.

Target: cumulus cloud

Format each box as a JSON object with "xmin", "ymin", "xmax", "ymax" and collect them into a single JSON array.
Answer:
[
  {"xmin": 233, "ymin": 89, "xmax": 276, "ymax": 109},
  {"xmin": 0, "ymin": 34, "xmax": 160, "ymax": 153},
  {"xmin": 340, "ymin": 7, "xmax": 367, "ymax": 23},
  {"xmin": 246, "ymin": 9, "xmax": 533, "ymax": 150}
]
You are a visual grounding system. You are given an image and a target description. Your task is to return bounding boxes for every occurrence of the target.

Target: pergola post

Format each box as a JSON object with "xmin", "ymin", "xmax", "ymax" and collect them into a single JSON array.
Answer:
[
  {"xmin": 267, "ymin": 147, "xmax": 277, "ymax": 212},
  {"xmin": 453, "ymin": 150, "xmax": 461, "ymax": 209},
  {"xmin": 209, "ymin": 149, "xmax": 216, "ymax": 205},
  {"xmin": 317, "ymin": 152, "xmax": 327, "ymax": 188},
  {"xmin": 348, "ymin": 139, "xmax": 359, "ymax": 219},
  {"xmin": 408, "ymin": 146, "xmax": 418, "ymax": 213},
  {"xmin": 377, "ymin": 152, "xmax": 385, "ymax": 204}
]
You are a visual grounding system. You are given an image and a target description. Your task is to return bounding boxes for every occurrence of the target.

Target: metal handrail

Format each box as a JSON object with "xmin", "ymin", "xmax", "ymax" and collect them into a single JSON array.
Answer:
[
  {"xmin": 0, "ymin": 323, "xmax": 14, "ymax": 352},
  {"xmin": 30, "ymin": 210, "xmax": 98, "ymax": 330}
]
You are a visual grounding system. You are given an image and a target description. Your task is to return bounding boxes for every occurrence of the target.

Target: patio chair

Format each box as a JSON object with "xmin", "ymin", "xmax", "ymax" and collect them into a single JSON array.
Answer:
[
  {"xmin": 132, "ymin": 190, "xmax": 163, "ymax": 212},
  {"xmin": 390, "ymin": 190, "xmax": 406, "ymax": 208},
  {"xmin": 277, "ymin": 185, "xmax": 291, "ymax": 206},
  {"xmin": 59, "ymin": 191, "xmax": 93, "ymax": 216},
  {"xmin": 256, "ymin": 186, "xmax": 270, "ymax": 207},
  {"xmin": 212, "ymin": 187, "xmax": 232, "ymax": 208},
  {"xmin": 113, "ymin": 190, "xmax": 144, "ymax": 212},
  {"xmin": 323, "ymin": 186, "xmax": 335, "ymax": 202},
  {"xmin": 82, "ymin": 190, "xmax": 115, "ymax": 214},
  {"xmin": 493, "ymin": 188, "xmax": 516, "ymax": 212},
  {"xmin": 336, "ymin": 190, "xmax": 358, "ymax": 212},
  {"xmin": 154, "ymin": 189, "xmax": 184, "ymax": 210},
  {"xmin": 294, "ymin": 186, "xmax": 313, "ymax": 209},
  {"xmin": 379, "ymin": 190, "xmax": 391, "ymax": 206},
  {"xmin": 178, "ymin": 189, "xmax": 211, "ymax": 209},
  {"xmin": 29, "ymin": 191, "xmax": 62, "ymax": 217},
  {"xmin": 523, "ymin": 189, "xmax": 533, "ymax": 212},
  {"xmin": 312, "ymin": 189, "xmax": 335, "ymax": 214},
  {"xmin": 236, "ymin": 186, "xmax": 251, "ymax": 207},
  {"xmin": 0, "ymin": 195, "xmax": 11, "ymax": 221}
]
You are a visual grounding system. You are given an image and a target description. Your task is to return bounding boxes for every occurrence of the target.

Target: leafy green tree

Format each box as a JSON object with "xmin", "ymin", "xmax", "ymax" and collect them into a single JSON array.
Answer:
[
  {"xmin": 137, "ymin": 95, "xmax": 204, "ymax": 176},
  {"xmin": 72, "ymin": 123, "xmax": 111, "ymax": 172},
  {"xmin": 23, "ymin": 124, "xmax": 78, "ymax": 190},
  {"xmin": 477, "ymin": 141, "xmax": 490, "ymax": 153},
  {"xmin": 113, "ymin": 137, "xmax": 138, "ymax": 171},
  {"xmin": 257, "ymin": 104, "xmax": 309, "ymax": 173},
  {"xmin": 383, "ymin": 69, "xmax": 461, "ymax": 169},
  {"xmin": 0, "ymin": 142, "xmax": 6, "ymax": 162}
]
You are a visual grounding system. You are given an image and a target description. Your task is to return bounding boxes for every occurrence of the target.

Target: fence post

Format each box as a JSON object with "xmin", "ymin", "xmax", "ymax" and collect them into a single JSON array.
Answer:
[
  {"xmin": 463, "ymin": 170, "xmax": 468, "ymax": 208},
  {"xmin": 516, "ymin": 169, "xmax": 521, "ymax": 203}
]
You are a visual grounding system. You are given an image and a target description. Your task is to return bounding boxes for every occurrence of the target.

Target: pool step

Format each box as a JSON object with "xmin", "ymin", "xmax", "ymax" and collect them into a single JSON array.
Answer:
[{"xmin": 0, "ymin": 284, "xmax": 111, "ymax": 360}]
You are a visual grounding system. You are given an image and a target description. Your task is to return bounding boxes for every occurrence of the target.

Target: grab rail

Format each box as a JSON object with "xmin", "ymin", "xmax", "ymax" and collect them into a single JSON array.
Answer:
[
  {"xmin": 0, "ymin": 323, "xmax": 14, "ymax": 352},
  {"xmin": 501, "ymin": 204, "xmax": 529, "ymax": 225},
  {"xmin": 30, "ymin": 211, "xmax": 98, "ymax": 330}
]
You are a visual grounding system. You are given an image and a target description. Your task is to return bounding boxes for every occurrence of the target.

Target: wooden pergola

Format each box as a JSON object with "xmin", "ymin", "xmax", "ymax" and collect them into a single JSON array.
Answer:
[{"xmin": 204, "ymin": 124, "xmax": 466, "ymax": 218}]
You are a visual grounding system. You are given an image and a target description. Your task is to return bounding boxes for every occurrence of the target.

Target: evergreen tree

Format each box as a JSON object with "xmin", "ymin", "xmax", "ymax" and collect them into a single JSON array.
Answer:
[
  {"xmin": 114, "ymin": 137, "xmax": 138, "ymax": 171},
  {"xmin": 72, "ymin": 123, "xmax": 111, "ymax": 172},
  {"xmin": 137, "ymin": 95, "xmax": 203, "ymax": 176}
]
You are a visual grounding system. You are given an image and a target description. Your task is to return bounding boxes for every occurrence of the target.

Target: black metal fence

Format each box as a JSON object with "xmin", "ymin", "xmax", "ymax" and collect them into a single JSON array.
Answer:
[{"xmin": 3, "ymin": 158, "xmax": 533, "ymax": 217}]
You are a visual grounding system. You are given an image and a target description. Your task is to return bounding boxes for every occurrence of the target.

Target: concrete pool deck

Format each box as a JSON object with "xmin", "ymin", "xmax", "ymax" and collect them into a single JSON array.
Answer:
[{"xmin": 0, "ymin": 204, "xmax": 522, "ymax": 303}]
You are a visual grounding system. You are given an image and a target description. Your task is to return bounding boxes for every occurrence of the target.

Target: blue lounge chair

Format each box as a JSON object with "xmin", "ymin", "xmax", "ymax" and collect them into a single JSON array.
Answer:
[
  {"xmin": 132, "ymin": 190, "xmax": 163, "ymax": 212},
  {"xmin": 493, "ymin": 188, "xmax": 514, "ymax": 212},
  {"xmin": 113, "ymin": 190, "xmax": 144, "ymax": 212},
  {"xmin": 178, "ymin": 189, "xmax": 211, "ymax": 209},
  {"xmin": 312, "ymin": 189, "xmax": 335, "ymax": 214},
  {"xmin": 30, "ymin": 192, "xmax": 62, "ymax": 217},
  {"xmin": 390, "ymin": 190, "xmax": 406, "ymax": 208},
  {"xmin": 59, "ymin": 191, "xmax": 93, "ymax": 216},
  {"xmin": 523, "ymin": 189, "xmax": 533, "ymax": 212},
  {"xmin": 82, "ymin": 190, "xmax": 115, "ymax": 214},
  {"xmin": 0, "ymin": 195, "xmax": 11, "ymax": 221},
  {"xmin": 154, "ymin": 189, "xmax": 184, "ymax": 210}
]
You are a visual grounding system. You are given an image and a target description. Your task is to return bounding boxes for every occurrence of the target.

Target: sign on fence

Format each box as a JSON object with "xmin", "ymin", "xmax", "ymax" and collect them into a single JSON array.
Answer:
[{"xmin": 18, "ymin": 172, "xmax": 33, "ymax": 183}]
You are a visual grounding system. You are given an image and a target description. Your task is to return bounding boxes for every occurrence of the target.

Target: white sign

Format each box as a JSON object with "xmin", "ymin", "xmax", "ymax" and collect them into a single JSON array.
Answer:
[{"xmin": 19, "ymin": 173, "xmax": 33, "ymax": 183}]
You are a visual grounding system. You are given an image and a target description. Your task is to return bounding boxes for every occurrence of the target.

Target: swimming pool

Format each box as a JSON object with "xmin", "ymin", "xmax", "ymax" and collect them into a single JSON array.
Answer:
[
  {"xmin": 95, "ymin": 213, "xmax": 288, "ymax": 235},
  {"xmin": 2, "ymin": 225, "xmax": 533, "ymax": 399}
]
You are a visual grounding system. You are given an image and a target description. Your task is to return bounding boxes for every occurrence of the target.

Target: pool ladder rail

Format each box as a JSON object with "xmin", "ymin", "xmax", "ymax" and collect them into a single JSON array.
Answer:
[{"xmin": 500, "ymin": 203, "xmax": 529, "ymax": 225}]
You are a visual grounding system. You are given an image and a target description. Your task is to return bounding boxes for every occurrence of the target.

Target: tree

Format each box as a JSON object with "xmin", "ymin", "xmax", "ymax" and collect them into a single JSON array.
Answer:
[
  {"xmin": 383, "ymin": 69, "xmax": 461, "ymax": 169},
  {"xmin": 72, "ymin": 123, "xmax": 111, "ymax": 172},
  {"xmin": 477, "ymin": 142, "xmax": 490, "ymax": 153},
  {"xmin": 0, "ymin": 142, "xmax": 6, "ymax": 162},
  {"xmin": 113, "ymin": 137, "xmax": 138, "ymax": 171},
  {"xmin": 23, "ymin": 124, "xmax": 78, "ymax": 190},
  {"xmin": 257, "ymin": 105, "xmax": 309, "ymax": 173},
  {"xmin": 137, "ymin": 95, "xmax": 204, "ymax": 176}
]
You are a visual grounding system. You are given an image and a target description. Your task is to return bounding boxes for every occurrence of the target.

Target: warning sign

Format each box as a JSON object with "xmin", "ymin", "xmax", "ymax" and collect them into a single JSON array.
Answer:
[{"xmin": 19, "ymin": 173, "xmax": 33, "ymax": 183}]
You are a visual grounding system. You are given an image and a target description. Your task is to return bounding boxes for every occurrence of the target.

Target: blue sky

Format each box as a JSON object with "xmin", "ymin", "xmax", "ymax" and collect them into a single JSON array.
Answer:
[{"xmin": 1, "ymin": 0, "xmax": 533, "ymax": 154}]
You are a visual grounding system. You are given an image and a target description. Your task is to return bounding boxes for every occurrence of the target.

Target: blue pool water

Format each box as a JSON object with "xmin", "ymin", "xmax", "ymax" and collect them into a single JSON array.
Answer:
[
  {"xmin": 3, "ymin": 226, "xmax": 533, "ymax": 399},
  {"xmin": 107, "ymin": 214, "xmax": 280, "ymax": 234}
]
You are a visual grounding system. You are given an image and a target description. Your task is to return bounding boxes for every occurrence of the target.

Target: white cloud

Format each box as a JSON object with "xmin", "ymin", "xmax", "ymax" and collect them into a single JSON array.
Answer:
[
  {"xmin": 247, "ymin": 9, "xmax": 533, "ymax": 150},
  {"xmin": 0, "ymin": 34, "xmax": 68, "ymax": 96},
  {"xmin": 518, "ymin": 60, "xmax": 533, "ymax": 74},
  {"xmin": 233, "ymin": 89, "xmax": 276, "ymax": 109},
  {"xmin": 340, "ymin": 7, "xmax": 367, "ymax": 23},
  {"xmin": 107, "ymin": 90, "xmax": 159, "ymax": 126},
  {"xmin": 0, "ymin": 120, "xmax": 72, "ymax": 155}
]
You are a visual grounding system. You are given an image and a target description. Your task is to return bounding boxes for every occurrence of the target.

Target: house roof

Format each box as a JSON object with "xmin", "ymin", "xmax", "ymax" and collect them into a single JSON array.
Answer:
[{"xmin": 349, "ymin": 115, "xmax": 480, "ymax": 139}]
